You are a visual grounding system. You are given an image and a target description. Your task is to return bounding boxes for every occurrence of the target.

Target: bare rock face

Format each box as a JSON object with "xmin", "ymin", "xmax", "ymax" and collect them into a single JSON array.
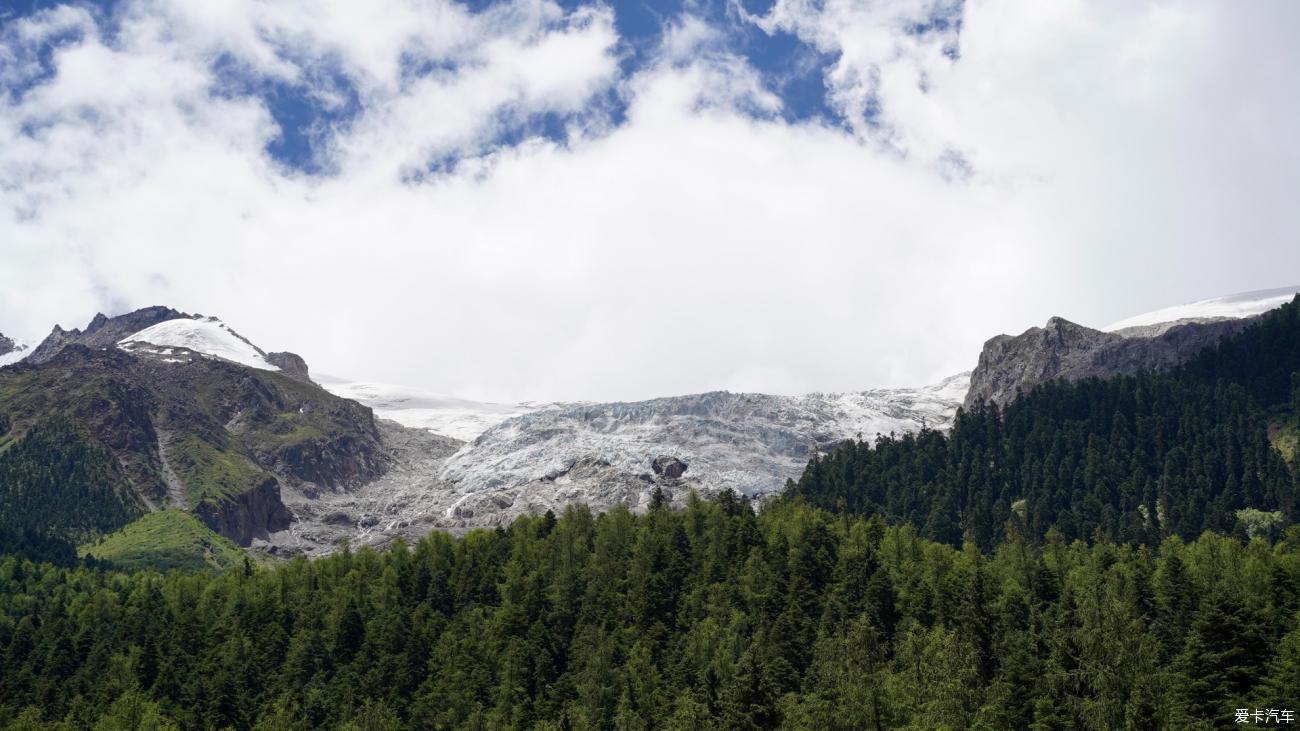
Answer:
[
  {"xmin": 266, "ymin": 351, "xmax": 312, "ymax": 383},
  {"xmin": 651, "ymin": 455, "xmax": 688, "ymax": 479},
  {"xmin": 0, "ymin": 332, "xmax": 17, "ymax": 357},
  {"xmin": 195, "ymin": 475, "xmax": 293, "ymax": 546},
  {"xmin": 964, "ymin": 316, "xmax": 1253, "ymax": 409},
  {"xmin": 27, "ymin": 306, "xmax": 188, "ymax": 364}
]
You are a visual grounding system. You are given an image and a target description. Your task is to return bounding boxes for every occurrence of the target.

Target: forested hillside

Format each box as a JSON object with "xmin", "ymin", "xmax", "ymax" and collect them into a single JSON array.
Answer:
[
  {"xmin": 0, "ymin": 418, "xmax": 144, "ymax": 564},
  {"xmin": 1, "ymin": 497, "xmax": 1297, "ymax": 730},
  {"xmin": 786, "ymin": 297, "xmax": 1300, "ymax": 550}
]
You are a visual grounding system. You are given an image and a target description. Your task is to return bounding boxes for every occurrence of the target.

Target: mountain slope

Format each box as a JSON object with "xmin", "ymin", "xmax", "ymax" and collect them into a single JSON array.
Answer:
[{"xmin": 80, "ymin": 510, "xmax": 246, "ymax": 572}]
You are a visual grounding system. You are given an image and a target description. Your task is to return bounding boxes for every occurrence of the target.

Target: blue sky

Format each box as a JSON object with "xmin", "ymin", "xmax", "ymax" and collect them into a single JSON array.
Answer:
[
  {"xmin": 2, "ymin": 0, "xmax": 953, "ymax": 172},
  {"xmin": 0, "ymin": 0, "xmax": 1297, "ymax": 401}
]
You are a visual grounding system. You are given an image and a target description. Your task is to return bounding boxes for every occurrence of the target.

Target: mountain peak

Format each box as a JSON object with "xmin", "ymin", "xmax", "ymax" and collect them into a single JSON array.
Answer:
[{"xmin": 27, "ymin": 306, "xmax": 190, "ymax": 364}]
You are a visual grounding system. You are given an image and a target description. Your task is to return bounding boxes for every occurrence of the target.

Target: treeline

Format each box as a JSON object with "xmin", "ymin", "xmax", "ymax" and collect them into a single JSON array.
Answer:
[
  {"xmin": 786, "ymin": 297, "xmax": 1300, "ymax": 549},
  {"xmin": 0, "ymin": 418, "xmax": 143, "ymax": 563},
  {"xmin": 0, "ymin": 498, "xmax": 1298, "ymax": 730}
]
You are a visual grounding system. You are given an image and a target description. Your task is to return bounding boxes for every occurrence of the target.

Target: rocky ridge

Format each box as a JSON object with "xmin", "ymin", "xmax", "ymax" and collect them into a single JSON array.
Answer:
[
  {"xmin": 965, "ymin": 287, "xmax": 1300, "ymax": 409},
  {"xmin": 964, "ymin": 317, "xmax": 1252, "ymax": 409},
  {"xmin": 26, "ymin": 306, "xmax": 187, "ymax": 364}
]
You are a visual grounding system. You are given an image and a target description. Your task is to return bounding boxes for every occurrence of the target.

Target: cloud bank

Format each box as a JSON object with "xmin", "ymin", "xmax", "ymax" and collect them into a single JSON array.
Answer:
[{"xmin": 1, "ymin": 0, "xmax": 1297, "ymax": 402}]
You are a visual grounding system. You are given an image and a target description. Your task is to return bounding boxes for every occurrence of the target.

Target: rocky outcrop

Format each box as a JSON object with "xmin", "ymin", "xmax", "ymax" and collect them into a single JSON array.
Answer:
[
  {"xmin": 253, "ymin": 432, "xmax": 387, "ymax": 490},
  {"xmin": 266, "ymin": 351, "xmax": 312, "ymax": 383},
  {"xmin": 195, "ymin": 475, "xmax": 293, "ymax": 546},
  {"xmin": 652, "ymin": 455, "xmax": 688, "ymax": 479},
  {"xmin": 28, "ymin": 306, "xmax": 188, "ymax": 364},
  {"xmin": 965, "ymin": 316, "xmax": 1253, "ymax": 409},
  {"xmin": 0, "ymin": 332, "xmax": 17, "ymax": 357}
]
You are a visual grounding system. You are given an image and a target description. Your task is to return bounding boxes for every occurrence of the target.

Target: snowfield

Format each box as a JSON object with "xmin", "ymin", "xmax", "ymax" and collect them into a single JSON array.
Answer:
[
  {"xmin": 0, "ymin": 343, "xmax": 29, "ymax": 368},
  {"xmin": 317, "ymin": 376, "xmax": 570, "ymax": 442},
  {"xmin": 117, "ymin": 317, "xmax": 281, "ymax": 371},
  {"xmin": 1105, "ymin": 286, "xmax": 1300, "ymax": 332}
]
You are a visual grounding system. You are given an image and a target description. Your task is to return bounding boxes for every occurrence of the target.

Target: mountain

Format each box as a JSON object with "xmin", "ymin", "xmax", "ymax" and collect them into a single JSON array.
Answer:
[
  {"xmin": 0, "ymin": 309, "xmax": 387, "ymax": 553},
  {"xmin": 965, "ymin": 286, "xmax": 1300, "ymax": 408},
  {"xmin": 2, "ymin": 288, "xmax": 1294, "ymax": 558}
]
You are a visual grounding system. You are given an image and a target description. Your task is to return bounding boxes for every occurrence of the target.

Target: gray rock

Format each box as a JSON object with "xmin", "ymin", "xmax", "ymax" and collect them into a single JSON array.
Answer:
[
  {"xmin": 651, "ymin": 455, "xmax": 688, "ymax": 479},
  {"xmin": 194, "ymin": 475, "xmax": 293, "ymax": 547},
  {"xmin": 964, "ymin": 316, "xmax": 1251, "ymax": 409},
  {"xmin": 266, "ymin": 351, "xmax": 312, "ymax": 383},
  {"xmin": 0, "ymin": 332, "xmax": 16, "ymax": 357}
]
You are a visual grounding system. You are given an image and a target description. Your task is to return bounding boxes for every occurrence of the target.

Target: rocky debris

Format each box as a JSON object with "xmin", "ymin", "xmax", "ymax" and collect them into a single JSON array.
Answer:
[
  {"xmin": 264, "ymin": 420, "xmax": 464, "ymax": 556},
  {"xmin": 964, "ymin": 316, "xmax": 1252, "ymax": 409},
  {"xmin": 266, "ymin": 351, "xmax": 312, "ymax": 382},
  {"xmin": 0, "ymin": 332, "xmax": 17, "ymax": 356},
  {"xmin": 652, "ymin": 455, "xmax": 688, "ymax": 479},
  {"xmin": 27, "ymin": 306, "xmax": 188, "ymax": 364},
  {"xmin": 194, "ymin": 475, "xmax": 293, "ymax": 546}
]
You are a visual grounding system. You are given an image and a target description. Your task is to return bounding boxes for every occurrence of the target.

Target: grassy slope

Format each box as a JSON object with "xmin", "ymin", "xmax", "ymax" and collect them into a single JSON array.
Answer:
[{"xmin": 80, "ymin": 510, "xmax": 245, "ymax": 572}]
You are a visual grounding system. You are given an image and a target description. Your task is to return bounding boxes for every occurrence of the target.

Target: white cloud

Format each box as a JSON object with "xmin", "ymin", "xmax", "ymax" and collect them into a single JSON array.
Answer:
[{"xmin": 0, "ymin": 0, "xmax": 1297, "ymax": 403}]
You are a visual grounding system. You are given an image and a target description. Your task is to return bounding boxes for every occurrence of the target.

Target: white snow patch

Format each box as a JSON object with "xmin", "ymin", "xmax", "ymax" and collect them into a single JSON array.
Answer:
[
  {"xmin": 1106, "ymin": 286, "xmax": 1300, "ymax": 332},
  {"xmin": 0, "ymin": 343, "xmax": 30, "ymax": 368},
  {"xmin": 317, "ymin": 375, "xmax": 569, "ymax": 442},
  {"xmin": 118, "ymin": 317, "xmax": 279, "ymax": 371}
]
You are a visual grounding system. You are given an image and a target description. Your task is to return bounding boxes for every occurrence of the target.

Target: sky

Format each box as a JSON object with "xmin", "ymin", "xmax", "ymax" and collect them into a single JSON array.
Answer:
[{"xmin": 0, "ymin": 0, "xmax": 1297, "ymax": 403}]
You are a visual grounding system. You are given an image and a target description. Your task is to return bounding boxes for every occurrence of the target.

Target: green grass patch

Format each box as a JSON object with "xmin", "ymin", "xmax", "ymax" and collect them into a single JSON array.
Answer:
[
  {"xmin": 79, "ymin": 510, "xmax": 245, "ymax": 572},
  {"xmin": 247, "ymin": 421, "xmax": 328, "ymax": 447},
  {"xmin": 1269, "ymin": 412, "xmax": 1299, "ymax": 464},
  {"xmin": 167, "ymin": 435, "xmax": 267, "ymax": 505}
]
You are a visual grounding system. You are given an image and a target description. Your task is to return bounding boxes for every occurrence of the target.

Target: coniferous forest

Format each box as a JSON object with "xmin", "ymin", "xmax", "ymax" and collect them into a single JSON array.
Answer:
[{"xmin": 0, "ymin": 302, "xmax": 1297, "ymax": 729}]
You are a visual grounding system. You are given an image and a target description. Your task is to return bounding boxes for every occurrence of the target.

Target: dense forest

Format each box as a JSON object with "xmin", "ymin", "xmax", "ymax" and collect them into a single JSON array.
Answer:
[
  {"xmin": 0, "ymin": 497, "xmax": 1297, "ymax": 730},
  {"xmin": 0, "ymin": 299, "xmax": 1296, "ymax": 729},
  {"xmin": 0, "ymin": 417, "xmax": 143, "ymax": 564},
  {"xmin": 787, "ymin": 298, "xmax": 1300, "ymax": 550}
]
